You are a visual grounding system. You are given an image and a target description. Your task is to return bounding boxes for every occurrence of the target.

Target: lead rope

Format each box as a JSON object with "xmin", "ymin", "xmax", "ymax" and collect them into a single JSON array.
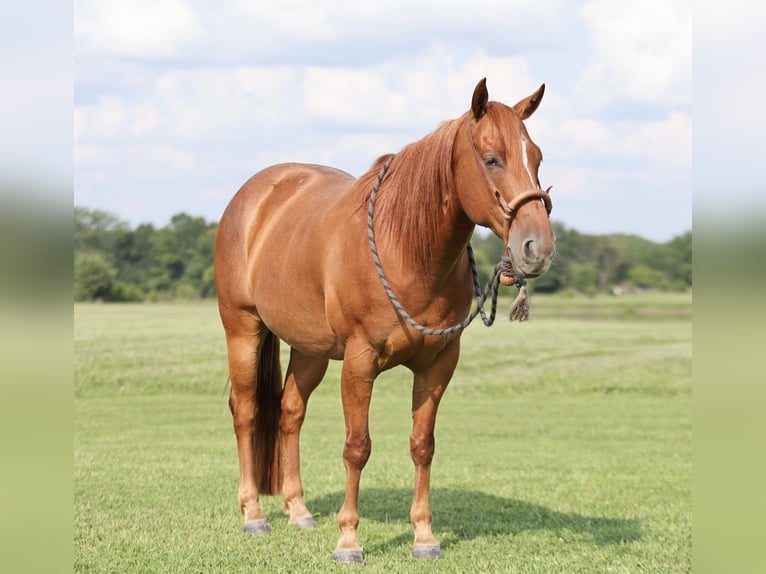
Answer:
[{"xmin": 366, "ymin": 156, "xmax": 529, "ymax": 338}]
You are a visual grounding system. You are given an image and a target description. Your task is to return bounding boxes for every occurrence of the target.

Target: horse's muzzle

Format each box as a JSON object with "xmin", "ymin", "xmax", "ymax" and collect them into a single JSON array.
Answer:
[{"xmin": 508, "ymin": 234, "xmax": 556, "ymax": 279}]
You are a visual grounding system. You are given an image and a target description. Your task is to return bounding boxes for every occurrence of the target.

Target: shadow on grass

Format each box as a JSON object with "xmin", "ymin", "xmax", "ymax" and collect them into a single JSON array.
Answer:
[{"xmin": 307, "ymin": 487, "xmax": 640, "ymax": 554}]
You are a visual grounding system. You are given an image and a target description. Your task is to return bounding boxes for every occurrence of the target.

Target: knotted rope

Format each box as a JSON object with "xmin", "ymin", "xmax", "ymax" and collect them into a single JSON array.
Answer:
[{"xmin": 366, "ymin": 156, "xmax": 530, "ymax": 338}]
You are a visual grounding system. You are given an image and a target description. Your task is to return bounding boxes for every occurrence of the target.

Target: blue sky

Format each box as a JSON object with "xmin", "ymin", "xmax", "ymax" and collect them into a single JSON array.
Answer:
[{"xmin": 74, "ymin": 0, "xmax": 692, "ymax": 242}]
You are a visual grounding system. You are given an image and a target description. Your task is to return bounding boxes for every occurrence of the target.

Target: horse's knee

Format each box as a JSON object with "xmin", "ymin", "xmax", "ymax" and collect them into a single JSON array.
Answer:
[
  {"xmin": 410, "ymin": 433, "xmax": 435, "ymax": 466},
  {"xmin": 343, "ymin": 434, "xmax": 372, "ymax": 469}
]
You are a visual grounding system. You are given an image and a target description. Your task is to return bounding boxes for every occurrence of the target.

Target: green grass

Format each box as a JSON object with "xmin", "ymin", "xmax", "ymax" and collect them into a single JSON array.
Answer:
[{"xmin": 74, "ymin": 293, "xmax": 691, "ymax": 572}]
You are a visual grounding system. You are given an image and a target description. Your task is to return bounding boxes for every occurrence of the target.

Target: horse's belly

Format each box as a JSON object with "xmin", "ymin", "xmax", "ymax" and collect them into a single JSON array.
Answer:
[
  {"xmin": 282, "ymin": 331, "xmax": 346, "ymax": 360},
  {"xmin": 266, "ymin": 314, "xmax": 344, "ymax": 359},
  {"xmin": 249, "ymin": 238, "xmax": 351, "ymax": 359}
]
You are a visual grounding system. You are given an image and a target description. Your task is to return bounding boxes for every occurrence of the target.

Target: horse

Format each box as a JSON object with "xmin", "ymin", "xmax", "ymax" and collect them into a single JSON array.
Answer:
[{"xmin": 214, "ymin": 78, "xmax": 556, "ymax": 563}]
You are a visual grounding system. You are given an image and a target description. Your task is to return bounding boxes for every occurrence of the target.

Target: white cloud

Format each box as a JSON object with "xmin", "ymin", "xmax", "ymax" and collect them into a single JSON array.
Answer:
[
  {"xmin": 75, "ymin": 144, "xmax": 195, "ymax": 175},
  {"xmin": 75, "ymin": 0, "xmax": 205, "ymax": 58},
  {"xmin": 626, "ymin": 112, "xmax": 691, "ymax": 169},
  {"xmin": 221, "ymin": 0, "xmax": 566, "ymax": 58},
  {"xmin": 302, "ymin": 47, "xmax": 535, "ymax": 129},
  {"xmin": 75, "ymin": 0, "xmax": 569, "ymax": 67},
  {"xmin": 548, "ymin": 112, "xmax": 690, "ymax": 170},
  {"xmin": 76, "ymin": 66, "xmax": 302, "ymax": 146},
  {"xmin": 75, "ymin": 96, "xmax": 131, "ymax": 142},
  {"xmin": 130, "ymin": 102, "xmax": 162, "ymax": 136},
  {"xmin": 541, "ymin": 164, "xmax": 618, "ymax": 199},
  {"xmin": 228, "ymin": 0, "xmax": 338, "ymax": 43},
  {"xmin": 578, "ymin": 0, "xmax": 691, "ymax": 109}
]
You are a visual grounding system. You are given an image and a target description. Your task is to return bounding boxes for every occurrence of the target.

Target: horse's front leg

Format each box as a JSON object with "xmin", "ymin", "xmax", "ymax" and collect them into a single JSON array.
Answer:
[
  {"xmin": 333, "ymin": 342, "xmax": 380, "ymax": 564},
  {"xmin": 409, "ymin": 338, "xmax": 460, "ymax": 559}
]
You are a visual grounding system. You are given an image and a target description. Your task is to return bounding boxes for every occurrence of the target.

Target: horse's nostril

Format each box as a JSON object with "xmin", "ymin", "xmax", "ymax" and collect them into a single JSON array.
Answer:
[{"xmin": 523, "ymin": 239, "xmax": 536, "ymax": 262}]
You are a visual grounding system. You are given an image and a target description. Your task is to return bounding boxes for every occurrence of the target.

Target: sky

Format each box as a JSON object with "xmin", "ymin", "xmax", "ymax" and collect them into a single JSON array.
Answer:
[{"xmin": 73, "ymin": 0, "xmax": 692, "ymax": 242}]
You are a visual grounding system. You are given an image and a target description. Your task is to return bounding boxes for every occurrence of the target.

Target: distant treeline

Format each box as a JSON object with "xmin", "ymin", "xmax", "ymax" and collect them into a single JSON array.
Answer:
[{"xmin": 74, "ymin": 207, "xmax": 691, "ymax": 302}]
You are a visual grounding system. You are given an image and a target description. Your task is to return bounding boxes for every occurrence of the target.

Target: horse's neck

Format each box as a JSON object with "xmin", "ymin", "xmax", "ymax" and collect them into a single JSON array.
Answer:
[
  {"xmin": 430, "ymin": 202, "xmax": 475, "ymax": 284},
  {"xmin": 395, "ymin": 192, "xmax": 475, "ymax": 291}
]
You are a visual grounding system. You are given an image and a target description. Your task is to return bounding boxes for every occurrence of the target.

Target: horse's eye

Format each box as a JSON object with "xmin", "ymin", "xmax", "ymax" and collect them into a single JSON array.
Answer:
[{"xmin": 484, "ymin": 156, "xmax": 501, "ymax": 168}]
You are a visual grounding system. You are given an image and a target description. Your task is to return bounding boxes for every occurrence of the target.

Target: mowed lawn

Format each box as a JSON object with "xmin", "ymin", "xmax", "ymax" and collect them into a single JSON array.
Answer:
[{"xmin": 74, "ymin": 294, "xmax": 691, "ymax": 573}]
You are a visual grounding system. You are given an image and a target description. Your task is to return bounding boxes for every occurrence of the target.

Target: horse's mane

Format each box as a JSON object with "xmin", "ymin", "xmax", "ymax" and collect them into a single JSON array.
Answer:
[{"xmin": 354, "ymin": 113, "xmax": 468, "ymax": 270}]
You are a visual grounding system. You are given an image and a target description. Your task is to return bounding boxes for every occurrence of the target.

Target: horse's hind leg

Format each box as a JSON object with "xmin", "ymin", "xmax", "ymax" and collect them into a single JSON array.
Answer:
[
  {"xmin": 223, "ymin": 315, "xmax": 279, "ymax": 534},
  {"xmin": 280, "ymin": 348, "xmax": 328, "ymax": 527}
]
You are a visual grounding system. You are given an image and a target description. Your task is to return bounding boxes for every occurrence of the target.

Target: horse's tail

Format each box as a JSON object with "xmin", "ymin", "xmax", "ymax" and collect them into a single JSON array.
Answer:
[{"xmin": 253, "ymin": 330, "xmax": 283, "ymax": 495}]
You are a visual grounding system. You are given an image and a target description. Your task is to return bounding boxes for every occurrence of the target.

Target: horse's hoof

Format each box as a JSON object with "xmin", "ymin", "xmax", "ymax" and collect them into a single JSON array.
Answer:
[
  {"xmin": 332, "ymin": 550, "xmax": 364, "ymax": 564},
  {"xmin": 412, "ymin": 544, "xmax": 443, "ymax": 559},
  {"xmin": 242, "ymin": 519, "xmax": 271, "ymax": 535},
  {"xmin": 289, "ymin": 516, "xmax": 317, "ymax": 529}
]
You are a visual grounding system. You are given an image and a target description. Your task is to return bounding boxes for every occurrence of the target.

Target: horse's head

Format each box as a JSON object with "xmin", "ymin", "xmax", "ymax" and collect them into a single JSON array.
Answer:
[{"xmin": 455, "ymin": 78, "xmax": 556, "ymax": 279}]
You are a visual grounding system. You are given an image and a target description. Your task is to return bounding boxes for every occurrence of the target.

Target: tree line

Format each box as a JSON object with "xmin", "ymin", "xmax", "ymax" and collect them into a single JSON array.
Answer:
[{"xmin": 74, "ymin": 207, "xmax": 691, "ymax": 302}]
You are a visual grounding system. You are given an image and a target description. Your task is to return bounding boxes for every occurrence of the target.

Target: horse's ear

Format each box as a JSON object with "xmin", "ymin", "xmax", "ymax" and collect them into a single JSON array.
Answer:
[
  {"xmin": 513, "ymin": 83, "xmax": 545, "ymax": 120},
  {"xmin": 471, "ymin": 78, "xmax": 489, "ymax": 120}
]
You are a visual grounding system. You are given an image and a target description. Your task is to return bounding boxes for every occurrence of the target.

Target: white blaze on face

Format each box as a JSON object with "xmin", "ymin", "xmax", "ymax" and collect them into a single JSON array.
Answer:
[{"xmin": 520, "ymin": 137, "xmax": 539, "ymax": 190}]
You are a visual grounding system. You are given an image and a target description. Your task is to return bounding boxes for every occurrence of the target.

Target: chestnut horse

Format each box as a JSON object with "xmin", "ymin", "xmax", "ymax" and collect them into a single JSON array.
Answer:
[{"xmin": 214, "ymin": 78, "xmax": 555, "ymax": 563}]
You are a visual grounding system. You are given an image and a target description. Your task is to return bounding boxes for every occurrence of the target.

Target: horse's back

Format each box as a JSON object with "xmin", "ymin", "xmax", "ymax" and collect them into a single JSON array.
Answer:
[
  {"xmin": 219, "ymin": 163, "xmax": 354, "ymax": 235},
  {"xmin": 217, "ymin": 162, "xmax": 353, "ymax": 257}
]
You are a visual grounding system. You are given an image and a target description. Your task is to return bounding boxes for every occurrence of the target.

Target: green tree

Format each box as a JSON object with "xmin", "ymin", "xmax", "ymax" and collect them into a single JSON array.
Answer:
[
  {"xmin": 74, "ymin": 207, "xmax": 130, "ymax": 253},
  {"xmin": 540, "ymin": 222, "xmax": 581, "ymax": 293},
  {"xmin": 664, "ymin": 231, "xmax": 692, "ymax": 288},
  {"xmin": 184, "ymin": 226, "xmax": 217, "ymax": 295},
  {"xmin": 112, "ymin": 223, "xmax": 156, "ymax": 291},
  {"xmin": 568, "ymin": 261, "xmax": 599, "ymax": 295},
  {"xmin": 74, "ymin": 252, "xmax": 116, "ymax": 301},
  {"xmin": 146, "ymin": 213, "xmax": 215, "ymax": 297},
  {"xmin": 628, "ymin": 264, "xmax": 669, "ymax": 290},
  {"xmin": 594, "ymin": 238, "xmax": 623, "ymax": 293}
]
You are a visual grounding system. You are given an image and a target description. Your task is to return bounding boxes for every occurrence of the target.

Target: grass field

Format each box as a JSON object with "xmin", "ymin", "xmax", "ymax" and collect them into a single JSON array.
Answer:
[{"xmin": 74, "ymin": 293, "xmax": 691, "ymax": 573}]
